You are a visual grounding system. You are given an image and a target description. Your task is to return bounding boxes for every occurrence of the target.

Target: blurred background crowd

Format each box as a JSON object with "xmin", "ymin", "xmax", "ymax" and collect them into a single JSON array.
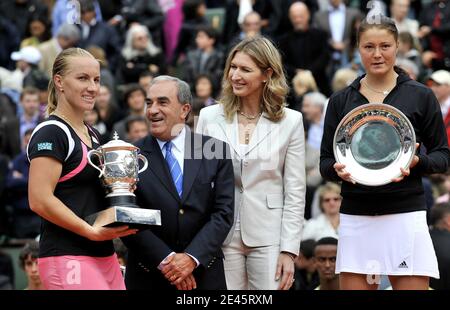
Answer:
[{"xmin": 0, "ymin": 0, "xmax": 449, "ymax": 290}]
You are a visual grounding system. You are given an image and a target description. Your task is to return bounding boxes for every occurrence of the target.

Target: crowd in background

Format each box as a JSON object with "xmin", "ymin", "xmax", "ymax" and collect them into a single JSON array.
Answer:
[{"xmin": 0, "ymin": 0, "xmax": 449, "ymax": 290}]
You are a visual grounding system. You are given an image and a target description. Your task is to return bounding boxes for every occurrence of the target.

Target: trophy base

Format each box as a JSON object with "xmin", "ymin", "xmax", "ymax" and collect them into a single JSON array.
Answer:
[{"xmin": 85, "ymin": 206, "xmax": 161, "ymax": 229}]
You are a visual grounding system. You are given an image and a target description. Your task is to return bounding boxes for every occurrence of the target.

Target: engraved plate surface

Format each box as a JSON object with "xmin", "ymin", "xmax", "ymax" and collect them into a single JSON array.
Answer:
[{"xmin": 333, "ymin": 103, "xmax": 416, "ymax": 186}]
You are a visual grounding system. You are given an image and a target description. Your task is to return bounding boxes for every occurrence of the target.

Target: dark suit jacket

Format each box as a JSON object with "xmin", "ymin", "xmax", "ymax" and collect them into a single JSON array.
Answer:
[
  {"xmin": 123, "ymin": 129, "xmax": 234, "ymax": 290},
  {"xmin": 278, "ymin": 28, "xmax": 331, "ymax": 95},
  {"xmin": 77, "ymin": 21, "xmax": 122, "ymax": 70}
]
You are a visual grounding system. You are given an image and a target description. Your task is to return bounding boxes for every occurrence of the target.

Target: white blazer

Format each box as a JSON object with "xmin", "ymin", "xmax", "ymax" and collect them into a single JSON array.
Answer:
[{"xmin": 196, "ymin": 104, "xmax": 306, "ymax": 255}]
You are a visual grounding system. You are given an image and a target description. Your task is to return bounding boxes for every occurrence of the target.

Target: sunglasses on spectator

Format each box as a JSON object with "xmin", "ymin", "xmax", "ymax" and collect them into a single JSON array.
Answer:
[{"xmin": 323, "ymin": 197, "xmax": 341, "ymax": 203}]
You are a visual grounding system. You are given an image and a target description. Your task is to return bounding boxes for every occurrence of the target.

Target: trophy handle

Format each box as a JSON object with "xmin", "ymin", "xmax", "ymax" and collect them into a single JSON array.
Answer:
[
  {"xmin": 137, "ymin": 154, "xmax": 148, "ymax": 174},
  {"xmin": 87, "ymin": 149, "xmax": 105, "ymax": 178}
]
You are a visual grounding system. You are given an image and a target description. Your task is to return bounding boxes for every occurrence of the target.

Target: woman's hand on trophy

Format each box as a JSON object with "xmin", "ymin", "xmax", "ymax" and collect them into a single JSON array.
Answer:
[
  {"xmin": 333, "ymin": 163, "xmax": 356, "ymax": 184},
  {"xmin": 392, "ymin": 155, "xmax": 419, "ymax": 183},
  {"xmin": 87, "ymin": 225, "xmax": 139, "ymax": 241},
  {"xmin": 392, "ymin": 143, "xmax": 419, "ymax": 183}
]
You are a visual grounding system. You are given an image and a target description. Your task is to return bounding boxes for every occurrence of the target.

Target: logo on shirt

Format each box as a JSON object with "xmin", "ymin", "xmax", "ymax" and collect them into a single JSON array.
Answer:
[
  {"xmin": 37, "ymin": 142, "xmax": 53, "ymax": 151},
  {"xmin": 398, "ymin": 261, "xmax": 408, "ymax": 269}
]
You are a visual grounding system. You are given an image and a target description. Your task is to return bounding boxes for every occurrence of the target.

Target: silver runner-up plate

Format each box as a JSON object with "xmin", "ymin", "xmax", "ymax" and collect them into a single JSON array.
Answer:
[{"xmin": 333, "ymin": 103, "xmax": 416, "ymax": 186}]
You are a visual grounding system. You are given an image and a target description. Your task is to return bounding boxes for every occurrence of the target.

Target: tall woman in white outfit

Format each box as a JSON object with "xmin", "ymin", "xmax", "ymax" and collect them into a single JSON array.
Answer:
[{"xmin": 196, "ymin": 36, "xmax": 306, "ymax": 290}]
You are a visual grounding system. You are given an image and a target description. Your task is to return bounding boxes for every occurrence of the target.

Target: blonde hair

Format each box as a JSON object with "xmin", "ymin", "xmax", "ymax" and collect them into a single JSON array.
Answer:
[
  {"xmin": 220, "ymin": 36, "xmax": 288, "ymax": 122},
  {"xmin": 47, "ymin": 47, "xmax": 97, "ymax": 115},
  {"xmin": 86, "ymin": 45, "xmax": 108, "ymax": 67},
  {"xmin": 292, "ymin": 70, "xmax": 318, "ymax": 96},
  {"xmin": 318, "ymin": 182, "xmax": 341, "ymax": 212},
  {"xmin": 331, "ymin": 68, "xmax": 358, "ymax": 92},
  {"xmin": 122, "ymin": 24, "xmax": 160, "ymax": 60}
]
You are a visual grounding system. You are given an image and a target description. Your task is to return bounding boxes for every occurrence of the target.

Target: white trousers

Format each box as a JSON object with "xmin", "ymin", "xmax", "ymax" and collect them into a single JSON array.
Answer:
[{"xmin": 223, "ymin": 229, "xmax": 281, "ymax": 290}]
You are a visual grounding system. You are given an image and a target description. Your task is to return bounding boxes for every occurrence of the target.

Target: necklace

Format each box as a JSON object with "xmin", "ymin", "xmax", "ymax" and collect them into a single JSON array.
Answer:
[
  {"xmin": 242, "ymin": 123, "xmax": 257, "ymax": 145},
  {"xmin": 238, "ymin": 109, "xmax": 262, "ymax": 120},
  {"xmin": 52, "ymin": 112, "xmax": 90, "ymax": 141},
  {"xmin": 245, "ymin": 130, "xmax": 250, "ymax": 144},
  {"xmin": 363, "ymin": 78, "xmax": 392, "ymax": 96}
]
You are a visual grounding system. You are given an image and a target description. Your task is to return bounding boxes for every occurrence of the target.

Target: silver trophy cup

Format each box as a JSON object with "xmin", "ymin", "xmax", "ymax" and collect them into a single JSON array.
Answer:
[{"xmin": 86, "ymin": 133, "xmax": 161, "ymax": 228}]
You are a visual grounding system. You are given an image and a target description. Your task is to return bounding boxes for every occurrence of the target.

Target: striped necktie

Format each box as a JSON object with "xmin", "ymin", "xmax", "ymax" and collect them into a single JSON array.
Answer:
[{"xmin": 164, "ymin": 141, "xmax": 183, "ymax": 197}]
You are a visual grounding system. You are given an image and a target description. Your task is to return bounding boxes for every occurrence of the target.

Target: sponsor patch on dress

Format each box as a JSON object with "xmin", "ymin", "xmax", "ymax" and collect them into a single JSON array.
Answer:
[{"xmin": 37, "ymin": 142, "xmax": 53, "ymax": 151}]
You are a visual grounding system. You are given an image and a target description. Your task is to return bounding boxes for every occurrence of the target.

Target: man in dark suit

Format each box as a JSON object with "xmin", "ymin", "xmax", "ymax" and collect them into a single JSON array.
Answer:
[
  {"xmin": 278, "ymin": 2, "xmax": 331, "ymax": 96},
  {"xmin": 312, "ymin": 0, "xmax": 361, "ymax": 76},
  {"xmin": 77, "ymin": 0, "xmax": 121, "ymax": 69},
  {"xmin": 122, "ymin": 75, "xmax": 234, "ymax": 290}
]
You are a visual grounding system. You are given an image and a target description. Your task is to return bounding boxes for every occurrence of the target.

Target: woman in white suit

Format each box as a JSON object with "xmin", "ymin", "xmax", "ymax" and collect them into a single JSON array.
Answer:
[{"xmin": 196, "ymin": 36, "xmax": 306, "ymax": 290}]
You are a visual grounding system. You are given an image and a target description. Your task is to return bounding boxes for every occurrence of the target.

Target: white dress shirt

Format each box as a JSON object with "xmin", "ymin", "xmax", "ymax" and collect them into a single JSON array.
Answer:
[
  {"xmin": 329, "ymin": 4, "xmax": 346, "ymax": 45},
  {"xmin": 329, "ymin": 4, "xmax": 346, "ymax": 61}
]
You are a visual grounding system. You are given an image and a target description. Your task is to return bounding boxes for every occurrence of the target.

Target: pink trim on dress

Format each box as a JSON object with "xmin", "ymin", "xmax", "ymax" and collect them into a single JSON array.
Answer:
[{"xmin": 58, "ymin": 142, "xmax": 88, "ymax": 182}]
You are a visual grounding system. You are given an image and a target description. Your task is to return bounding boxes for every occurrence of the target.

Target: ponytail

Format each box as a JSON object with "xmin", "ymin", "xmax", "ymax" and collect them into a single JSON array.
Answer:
[{"xmin": 46, "ymin": 78, "xmax": 57, "ymax": 116}]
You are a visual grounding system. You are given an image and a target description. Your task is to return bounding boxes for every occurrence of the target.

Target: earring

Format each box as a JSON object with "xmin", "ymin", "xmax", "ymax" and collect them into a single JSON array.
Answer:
[{"xmin": 263, "ymin": 80, "xmax": 267, "ymax": 83}]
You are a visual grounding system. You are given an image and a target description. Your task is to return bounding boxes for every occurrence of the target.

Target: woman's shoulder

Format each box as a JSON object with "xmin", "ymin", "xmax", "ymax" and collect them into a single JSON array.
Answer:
[
  {"xmin": 198, "ymin": 103, "xmax": 224, "ymax": 120},
  {"xmin": 329, "ymin": 85, "xmax": 354, "ymax": 103},
  {"xmin": 307, "ymin": 213, "xmax": 327, "ymax": 225},
  {"xmin": 401, "ymin": 79, "xmax": 433, "ymax": 94},
  {"xmin": 284, "ymin": 107, "xmax": 302, "ymax": 118},
  {"xmin": 398, "ymin": 79, "xmax": 437, "ymax": 106},
  {"xmin": 283, "ymin": 107, "xmax": 304, "ymax": 125},
  {"xmin": 31, "ymin": 118, "xmax": 71, "ymax": 138}
]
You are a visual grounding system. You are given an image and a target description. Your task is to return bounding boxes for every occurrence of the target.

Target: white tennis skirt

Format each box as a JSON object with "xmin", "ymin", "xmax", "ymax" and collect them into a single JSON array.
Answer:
[{"xmin": 336, "ymin": 211, "xmax": 439, "ymax": 278}]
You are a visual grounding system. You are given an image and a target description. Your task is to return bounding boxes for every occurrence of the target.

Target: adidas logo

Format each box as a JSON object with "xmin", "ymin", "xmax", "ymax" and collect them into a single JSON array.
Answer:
[{"xmin": 398, "ymin": 261, "xmax": 408, "ymax": 268}]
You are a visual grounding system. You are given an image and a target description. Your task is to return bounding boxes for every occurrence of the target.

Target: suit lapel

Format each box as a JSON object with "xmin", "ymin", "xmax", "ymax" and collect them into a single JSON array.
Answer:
[
  {"xmin": 218, "ymin": 111, "xmax": 242, "ymax": 159},
  {"xmin": 245, "ymin": 112, "xmax": 273, "ymax": 156},
  {"xmin": 181, "ymin": 130, "xmax": 202, "ymax": 202},
  {"xmin": 140, "ymin": 136, "xmax": 180, "ymax": 201}
]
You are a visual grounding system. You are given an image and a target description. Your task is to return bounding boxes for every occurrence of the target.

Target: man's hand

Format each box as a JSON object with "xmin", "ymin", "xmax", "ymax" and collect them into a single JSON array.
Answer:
[
  {"xmin": 161, "ymin": 253, "xmax": 196, "ymax": 286},
  {"xmin": 175, "ymin": 274, "xmax": 197, "ymax": 290},
  {"xmin": 422, "ymin": 51, "xmax": 437, "ymax": 68},
  {"xmin": 417, "ymin": 26, "xmax": 431, "ymax": 39},
  {"xmin": 331, "ymin": 41, "xmax": 345, "ymax": 51}
]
